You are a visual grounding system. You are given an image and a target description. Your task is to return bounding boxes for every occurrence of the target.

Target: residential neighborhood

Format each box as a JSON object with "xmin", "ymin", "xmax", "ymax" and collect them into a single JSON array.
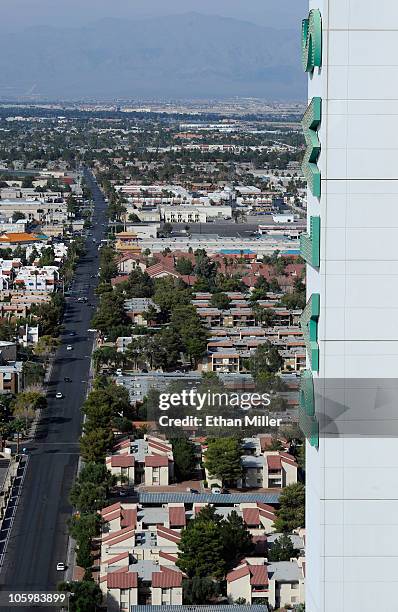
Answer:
[{"xmin": 0, "ymin": 99, "xmax": 307, "ymax": 612}]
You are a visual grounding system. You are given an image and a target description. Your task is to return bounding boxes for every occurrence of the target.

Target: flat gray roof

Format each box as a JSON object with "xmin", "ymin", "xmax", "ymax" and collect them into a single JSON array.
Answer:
[
  {"xmin": 241, "ymin": 455, "xmax": 265, "ymax": 468},
  {"xmin": 138, "ymin": 492, "xmax": 280, "ymax": 504},
  {"xmin": 267, "ymin": 560, "xmax": 302, "ymax": 582},
  {"xmin": 138, "ymin": 507, "xmax": 168, "ymax": 525}
]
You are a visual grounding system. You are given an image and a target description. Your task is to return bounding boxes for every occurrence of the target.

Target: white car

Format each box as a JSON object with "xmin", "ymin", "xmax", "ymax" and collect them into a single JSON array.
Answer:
[
  {"xmin": 56, "ymin": 562, "xmax": 65, "ymax": 571},
  {"xmin": 116, "ymin": 368, "xmax": 123, "ymax": 376},
  {"xmin": 56, "ymin": 392, "xmax": 63, "ymax": 399},
  {"xmin": 66, "ymin": 345, "xmax": 73, "ymax": 351},
  {"xmin": 211, "ymin": 487, "xmax": 222, "ymax": 495}
]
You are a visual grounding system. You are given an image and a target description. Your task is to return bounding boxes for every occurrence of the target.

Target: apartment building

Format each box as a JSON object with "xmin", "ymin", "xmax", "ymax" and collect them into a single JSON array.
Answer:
[
  {"xmin": 0, "ymin": 259, "xmax": 22, "ymax": 290},
  {"xmin": 124, "ymin": 298, "xmax": 160, "ymax": 327},
  {"xmin": 98, "ymin": 492, "xmax": 286, "ymax": 609},
  {"xmin": 204, "ymin": 438, "xmax": 298, "ymax": 490},
  {"xmin": 227, "ymin": 557, "xmax": 305, "ymax": 608},
  {"xmin": 25, "ymin": 242, "xmax": 68, "ymax": 263},
  {"xmin": 14, "ymin": 266, "xmax": 59, "ymax": 292},
  {"xmin": 105, "ymin": 436, "xmax": 174, "ymax": 487},
  {"xmin": 239, "ymin": 451, "xmax": 298, "ymax": 490},
  {"xmin": 0, "ymin": 361, "xmax": 23, "ymax": 394}
]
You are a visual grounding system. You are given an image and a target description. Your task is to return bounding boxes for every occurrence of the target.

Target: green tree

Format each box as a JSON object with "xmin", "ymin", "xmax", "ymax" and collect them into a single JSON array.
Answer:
[
  {"xmin": 177, "ymin": 520, "xmax": 226, "ymax": 579},
  {"xmin": 221, "ymin": 510, "xmax": 254, "ymax": 567},
  {"xmin": 124, "ymin": 268, "xmax": 154, "ymax": 298},
  {"xmin": 153, "ymin": 277, "xmax": 191, "ymax": 319},
  {"xmin": 170, "ymin": 304, "xmax": 208, "ymax": 366},
  {"xmin": 92, "ymin": 292, "xmax": 128, "ymax": 335},
  {"xmin": 22, "ymin": 361, "xmax": 45, "ymax": 386},
  {"xmin": 12, "ymin": 390, "xmax": 47, "ymax": 429},
  {"xmin": 274, "ymin": 482, "xmax": 305, "ymax": 532},
  {"xmin": 68, "ymin": 512, "xmax": 100, "ymax": 544},
  {"xmin": 92, "ymin": 346, "xmax": 121, "ymax": 372},
  {"xmin": 99, "ymin": 245, "xmax": 118, "ymax": 282},
  {"xmin": 12, "ymin": 211, "xmax": 26, "ymax": 222},
  {"xmin": 280, "ymin": 291, "xmax": 306, "ymax": 310},
  {"xmin": 154, "ymin": 327, "xmax": 182, "ymax": 370},
  {"xmin": 80, "ymin": 428, "xmax": 113, "ymax": 463},
  {"xmin": 70, "ymin": 462, "xmax": 115, "ymax": 513},
  {"xmin": 194, "ymin": 250, "xmax": 217, "ymax": 289},
  {"xmin": 210, "ymin": 292, "xmax": 231, "ymax": 310},
  {"xmin": 22, "ymin": 175, "xmax": 34, "ymax": 188},
  {"xmin": 75, "ymin": 535, "xmax": 92, "ymax": 569},
  {"xmin": 182, "ymin": 577, "xmax": 220, "ymax": 604},
  {"xmin": 172, "ymin": 438, "xmax": 197, "ymax": 481},
  {"xmin": 162, "ymin": 222, "xmax": 173, "ymax": 236},
  {"xmin": 204, "ymin": 437, "xmax": 242, "ymax": 487},
  {"xmin": 38, "ymin": 247, "xmax": 55, "ymax": 266},
  {"xmin": 34, "ymin": 335, "xmax": 60, "ymax": 358},
  {"xmin": 59, "ymin": 581, "xmax": 102, "ymax": 612},
  {"xmin": 31, "ymin": 294, "xmax": 65, "ymax": 336},
  {"xmin": 175, "ymin": 257, "xmax": 194, "ymax": 276},
  {"xmin": 67, "ymin": 194, "xmax": 79, "ymax": 216},
  {"xmin": 246, "ymin": 342, "xmax": 283, "ymax": 378},
  {"xmin": 9, "ymin": 418, "xmax": 25, "ymax": 453},
  {"xmin": 268, "ymin": 533, "xmax": 299, "ymax": 562}
]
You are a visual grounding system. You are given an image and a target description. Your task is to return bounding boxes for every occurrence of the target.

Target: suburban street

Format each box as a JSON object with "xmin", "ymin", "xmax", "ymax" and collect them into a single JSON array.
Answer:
[{"xmin": 0, "ymin": 169, "xmax": 106, "ymax": 608}]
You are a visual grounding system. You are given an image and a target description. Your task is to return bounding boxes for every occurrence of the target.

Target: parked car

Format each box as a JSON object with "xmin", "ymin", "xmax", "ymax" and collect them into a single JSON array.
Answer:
[
  {"xmin": 55, "ymin": 392, "xmax": 63, "ymax": 399},
  {"xmin": 211, "ymin": 487, "xmax": 222, "ymax": 495}
]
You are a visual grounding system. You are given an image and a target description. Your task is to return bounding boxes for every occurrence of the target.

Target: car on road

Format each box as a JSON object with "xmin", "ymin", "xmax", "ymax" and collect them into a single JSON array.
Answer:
[
  {"xmin": 116, "ymin": 368, "xmax": 123, "ymax": 376},
  {"xmin": 56, "ymin": 562, "xmax": 65, "ymax": 571},
  {"xmin": 55, "ymin": 392, "xmax": 63, "ymax": 399},
  {"xmin": 64, "ymin": 377, "xmax": 72, "ymax": 383},
  {"xmin": 66, "ymin": 345, "xmax": 73, "ymax": 351}
]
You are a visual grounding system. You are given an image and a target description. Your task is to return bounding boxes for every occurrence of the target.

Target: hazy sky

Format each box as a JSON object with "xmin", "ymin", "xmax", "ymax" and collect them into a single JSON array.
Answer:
[{"xmin": 2, "ymin": 0, "xmax": 305, "ymax": 32}]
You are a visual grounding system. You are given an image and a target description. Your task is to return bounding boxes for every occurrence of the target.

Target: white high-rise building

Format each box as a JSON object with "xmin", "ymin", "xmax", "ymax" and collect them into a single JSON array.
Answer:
[{"xmin": 301, "ymin": 2, "xmax": 398, "ymax": 611}]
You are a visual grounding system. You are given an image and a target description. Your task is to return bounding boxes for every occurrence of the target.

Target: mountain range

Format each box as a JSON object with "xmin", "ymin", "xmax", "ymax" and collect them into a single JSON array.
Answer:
[{"xmin": 0, "ymin": 13, "xmax": 305, "ymax": 101}]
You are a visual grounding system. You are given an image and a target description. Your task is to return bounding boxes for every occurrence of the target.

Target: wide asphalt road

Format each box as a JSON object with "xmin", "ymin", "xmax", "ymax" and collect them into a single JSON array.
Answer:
[{"xmin": 0, "ymin": 169, "xmax": 106, "ymax": 610}]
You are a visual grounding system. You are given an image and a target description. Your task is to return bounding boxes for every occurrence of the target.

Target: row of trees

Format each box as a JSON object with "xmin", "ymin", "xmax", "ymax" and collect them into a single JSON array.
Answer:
[
  {"xmin": 63, "ymin": 378, "xmax": 134, "ymax": 609},
  {"xmin": 93, "ymin": 269, "xmax": 209, "ymax": 368}
]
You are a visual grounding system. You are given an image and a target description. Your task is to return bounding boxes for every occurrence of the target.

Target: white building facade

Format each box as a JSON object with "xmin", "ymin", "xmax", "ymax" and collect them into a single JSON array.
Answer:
[{"xmin": 301, "ymin": 2, "xmax": 398, "ymax": 611}]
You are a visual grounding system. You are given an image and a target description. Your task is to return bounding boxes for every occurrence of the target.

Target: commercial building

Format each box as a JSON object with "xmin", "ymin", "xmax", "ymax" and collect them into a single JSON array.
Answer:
[{"xmin": 300, "ymin": 3, "xmax": 398, "ymax": 611}]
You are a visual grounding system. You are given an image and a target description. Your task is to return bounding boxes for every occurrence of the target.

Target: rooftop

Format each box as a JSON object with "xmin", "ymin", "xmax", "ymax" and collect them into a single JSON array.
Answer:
[{"xmin": 138, "ymin": 492, "xmax": 280, "ymax": 504}]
